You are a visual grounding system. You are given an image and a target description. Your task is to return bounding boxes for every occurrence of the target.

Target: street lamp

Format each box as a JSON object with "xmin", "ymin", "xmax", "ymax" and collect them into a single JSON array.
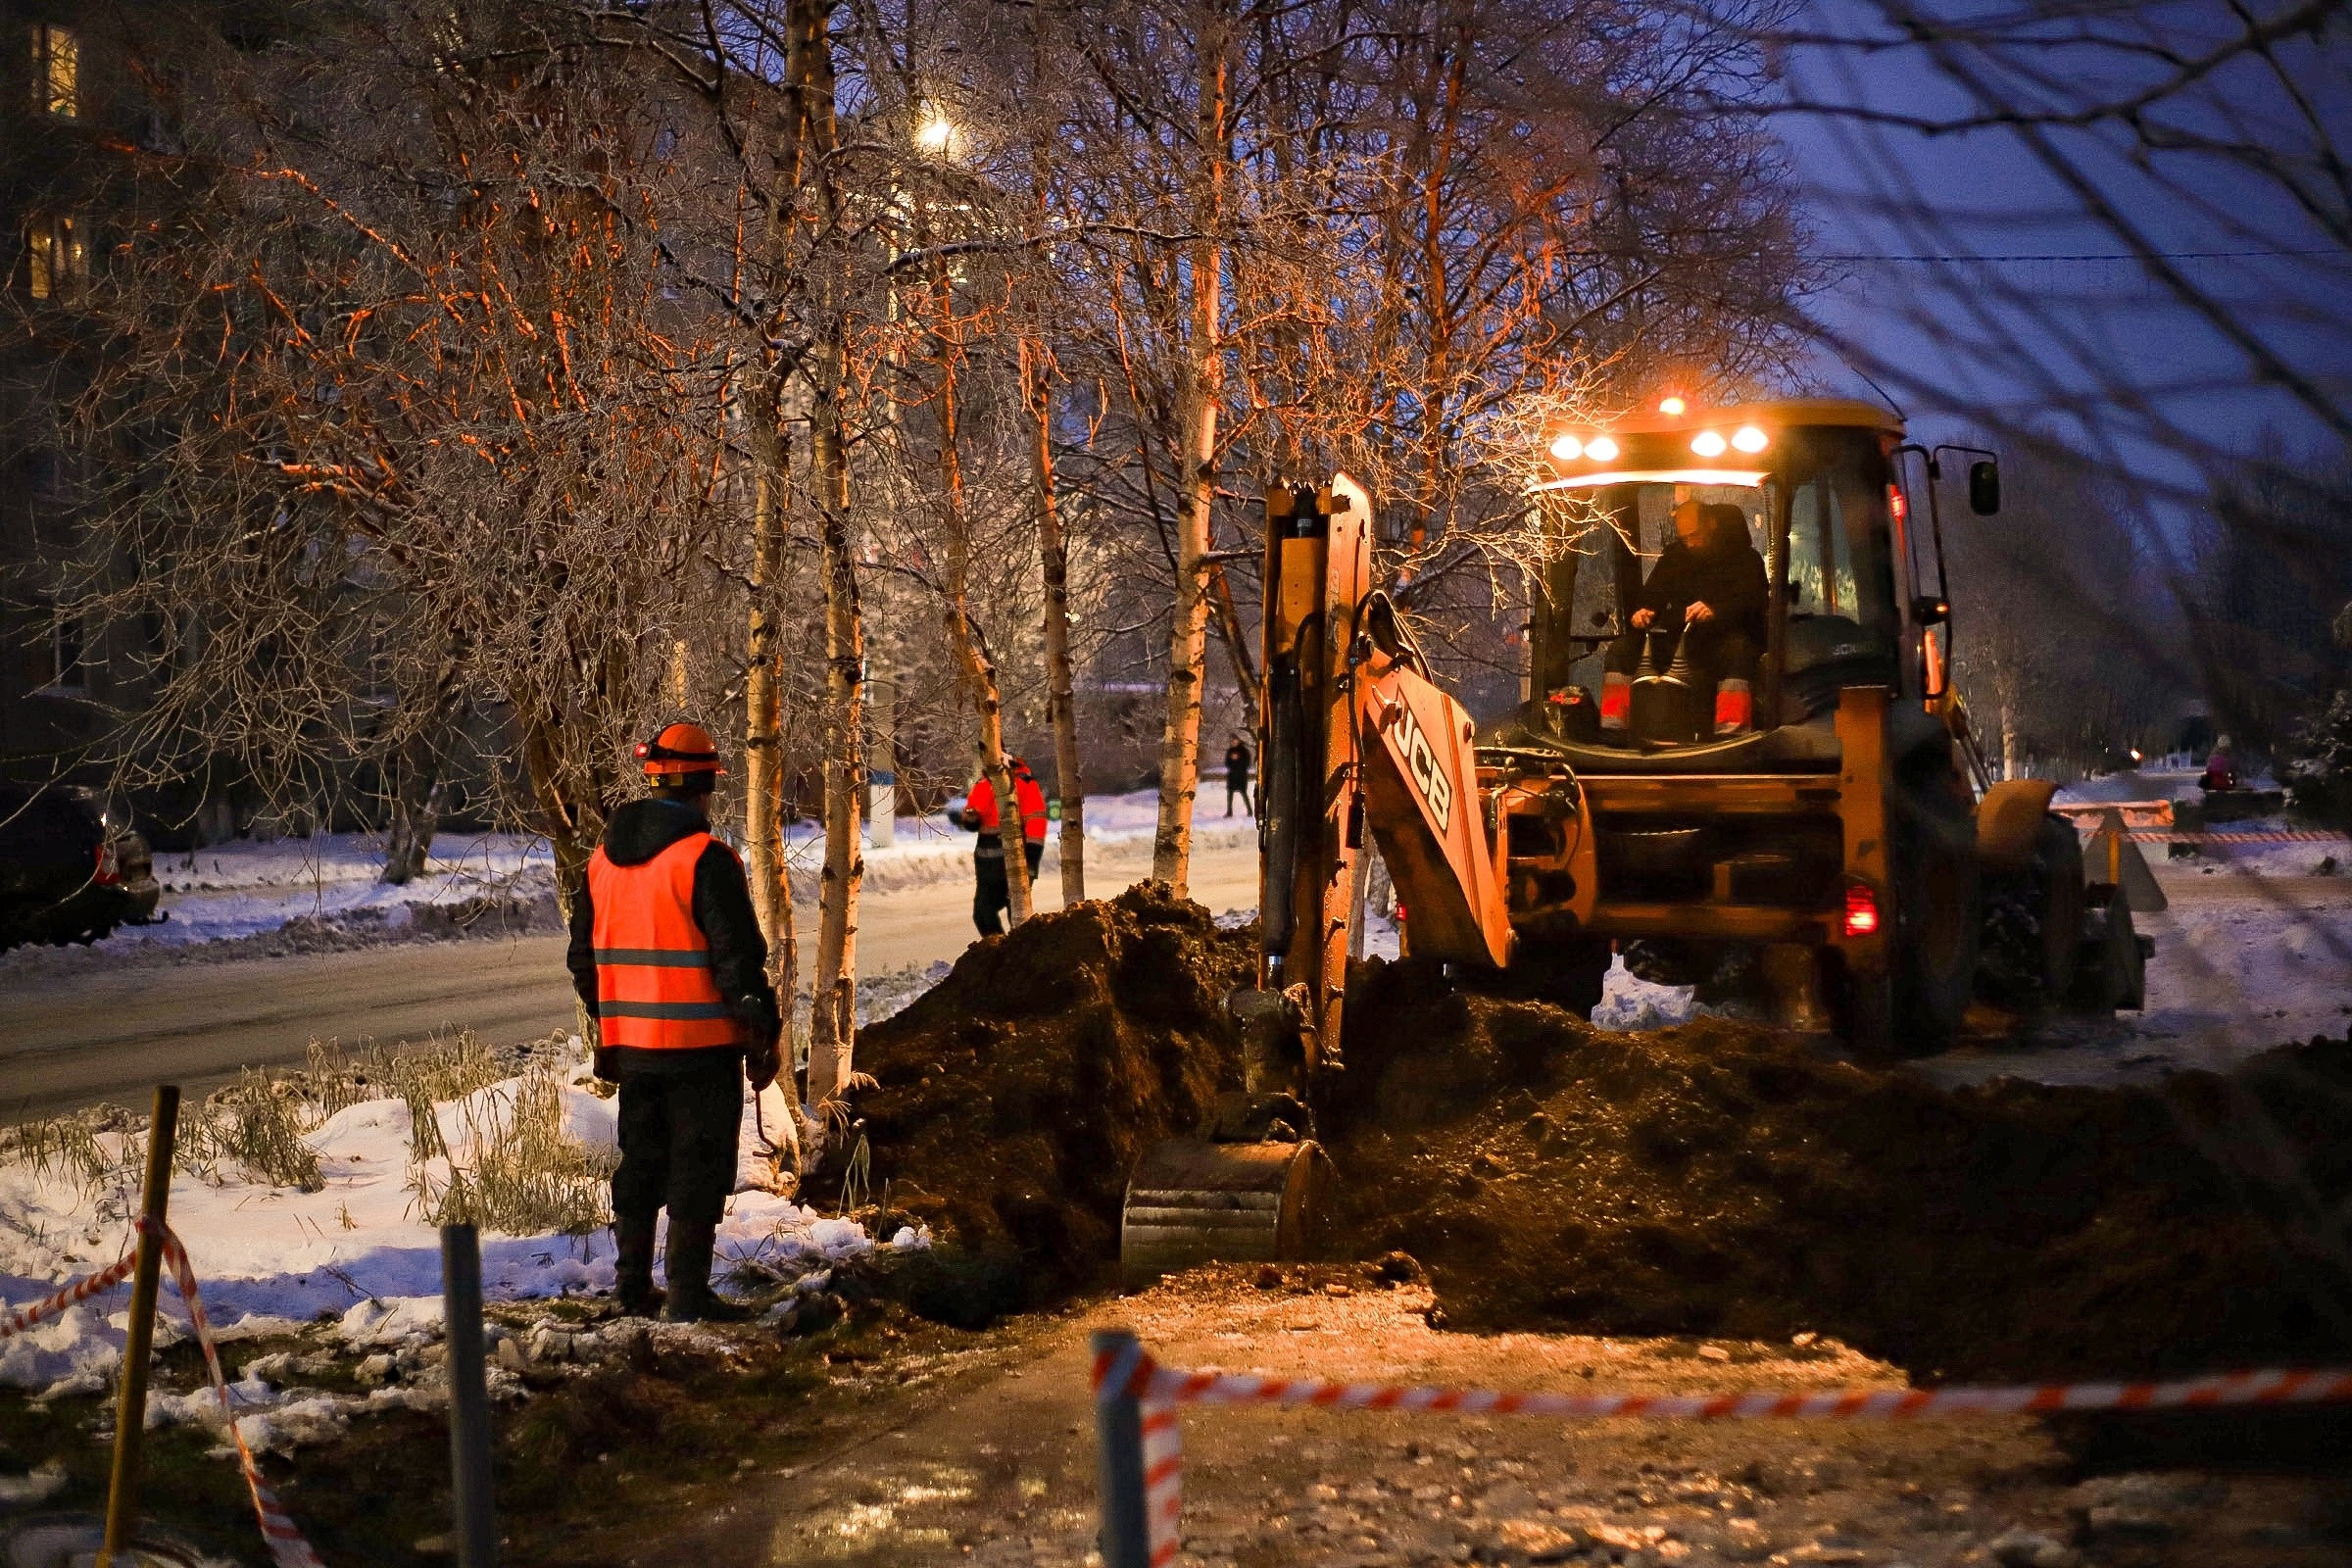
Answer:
[{"xmin": 914, "ymin": 108, "xmax": 956, "ymax": 158}]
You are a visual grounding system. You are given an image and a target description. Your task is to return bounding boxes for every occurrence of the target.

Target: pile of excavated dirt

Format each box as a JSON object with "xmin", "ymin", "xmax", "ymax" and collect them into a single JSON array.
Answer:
[
  {"xmin": 846, "ymin": 883, "xmax": 1254, "ymax": 1306},
  {"xmin": 1324, "ymin": 957, "xmax": 2352, "ymax": 1381}
]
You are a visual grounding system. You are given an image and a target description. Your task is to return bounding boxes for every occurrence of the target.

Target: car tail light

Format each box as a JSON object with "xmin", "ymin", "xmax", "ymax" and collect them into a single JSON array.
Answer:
[
  {"xmin": 1841, "ymin": 882, "xmax": 1880, "ymax": 938},
  {"xmin": 93, "ymin": 840, "xmax": 122, "ymax": 885}
]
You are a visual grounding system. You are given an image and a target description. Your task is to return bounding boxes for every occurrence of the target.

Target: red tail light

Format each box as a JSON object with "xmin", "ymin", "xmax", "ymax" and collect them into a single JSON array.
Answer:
[
  {"xmin": 93, "ymin": 841, "xmax": 122, "ymax": 886},
  {"xmin": 1841, "ymin": 882, "xmax": 1880, "ymax": 938}
]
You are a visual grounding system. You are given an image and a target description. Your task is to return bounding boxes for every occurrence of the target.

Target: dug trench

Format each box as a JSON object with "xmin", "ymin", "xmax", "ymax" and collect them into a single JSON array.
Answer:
[{"xmin": 846, "ymin": 883, "xmax": 2352, "ymax": 1384}]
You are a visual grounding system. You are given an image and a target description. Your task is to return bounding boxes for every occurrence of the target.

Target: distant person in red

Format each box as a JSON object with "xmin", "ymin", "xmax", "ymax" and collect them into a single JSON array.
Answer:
[
  {"xmin": 2200, "ymin": 736, "xmax": 2239, "ymax": 793},
  {"xmin": 960, "ymin": 756, "xmax": 1047, "ymax": 934}
]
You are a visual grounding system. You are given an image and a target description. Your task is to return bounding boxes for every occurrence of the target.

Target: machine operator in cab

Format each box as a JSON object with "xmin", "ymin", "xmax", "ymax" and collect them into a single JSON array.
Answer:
[{"xmin": 1600, "ymin": 499, "xmax": 1767, "ymax": 740}]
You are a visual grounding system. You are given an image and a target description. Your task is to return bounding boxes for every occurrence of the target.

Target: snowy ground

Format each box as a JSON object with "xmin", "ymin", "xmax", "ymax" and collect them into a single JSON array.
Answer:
[
  {"xmin": 5, "ymin": 790, "xmax": 1247, "ymax": 975},
  {"xmin": 0, "ymin": 1044, "xmax": 916, "ymax": 1450}
]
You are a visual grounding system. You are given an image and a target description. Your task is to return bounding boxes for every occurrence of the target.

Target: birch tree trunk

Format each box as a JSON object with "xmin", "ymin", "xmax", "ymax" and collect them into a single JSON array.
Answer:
[
  {"xmin": 806, "ymin": 336, "xmax": 864, "ymax": 1105},
  {"xmin": 938, "ymin": 318, "xmax": 1031, "ymax": 925},
  {"xmin": 1151, "ymin": 0, "xmax": 1232, "ymax": 898},
  {"xmin": 1023, "ymin": 335, "xmax": 1085, "ymax": 906},
  {"xmin": 795, "ymin": 0, "xmax": 862, "ymax": 1109},
  {"xmin": 742, "ymin": 440, "xmax": 797, "ymax": 1005}
]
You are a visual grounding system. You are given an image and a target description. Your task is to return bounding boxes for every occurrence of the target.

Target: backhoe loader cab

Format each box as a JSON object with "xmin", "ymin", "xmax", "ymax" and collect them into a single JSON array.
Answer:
[{"xmin": 1529, "ymin": 399, "xmax": 1917, "ymax": 749}]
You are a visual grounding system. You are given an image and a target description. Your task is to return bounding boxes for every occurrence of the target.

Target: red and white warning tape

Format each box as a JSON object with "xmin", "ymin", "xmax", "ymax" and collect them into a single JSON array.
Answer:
[
  {"xmin": 1094, "ymin": 1342, "xmax": 2352, "ymax": 1568},
  {"xmin": 0, "ymin": 1220, "xmax": 325, "ymax": 1568},
  {"xmin": 0, "ymin": 1248, "xmax": 141, "ymax": 1340},
  {"xmin": 2126, "ymin": 829, "xmax": 2349, "ymax": 845},
  {"xmin": 155, "ymin": 1225, "xmax": 327, "ymax": 1568}
]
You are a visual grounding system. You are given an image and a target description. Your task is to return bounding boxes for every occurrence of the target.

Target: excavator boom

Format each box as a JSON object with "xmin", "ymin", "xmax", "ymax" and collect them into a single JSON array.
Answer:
[{"xmin": 1120, "ymin": 473, "xmax": 1509, "ymax": 1284}]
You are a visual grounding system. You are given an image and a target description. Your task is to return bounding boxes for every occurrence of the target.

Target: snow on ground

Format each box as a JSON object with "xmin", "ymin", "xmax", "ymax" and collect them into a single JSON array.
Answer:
[
  {"xmin": 25, "ymin": 790, "xmax": 1248, "ymax": 968},
  {"xmin": 122, "ymin": 831, "xmax": 555, "ymax": 951},
  {"xmin": 0, "ymin": 1052, "xmax": 916, "ymax": 1437}
]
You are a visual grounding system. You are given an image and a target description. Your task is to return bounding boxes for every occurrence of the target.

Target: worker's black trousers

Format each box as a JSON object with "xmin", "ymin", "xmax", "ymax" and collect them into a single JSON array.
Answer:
[
  {"xmin": 1225, "ymin": 778, "xmax": 1253, "ymax": 816},
  {"xmin": 974, "ymin": 842, "xmax": 1047, "ymax": 935},
  {"xmin": 612, "ymin": 1055, "xmax": 742, "ymax": 1231}
]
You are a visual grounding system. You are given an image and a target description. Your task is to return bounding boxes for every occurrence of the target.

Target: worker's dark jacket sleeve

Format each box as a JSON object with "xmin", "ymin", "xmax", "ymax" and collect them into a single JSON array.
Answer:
[
  {"xmin": 1636, "ymin": 538, "xmax": 1769, "ymax": 645},
  {"xmin": 566, "ymin": 880, "xmax": 600, "ymax": 1014},
  {"xmin": 690, "ymin": 841, "xmax": 782, "ymax": 1046},
  {"xmin": 565, "ymin": 798, "xmax": 783, "ymax": 1073}
]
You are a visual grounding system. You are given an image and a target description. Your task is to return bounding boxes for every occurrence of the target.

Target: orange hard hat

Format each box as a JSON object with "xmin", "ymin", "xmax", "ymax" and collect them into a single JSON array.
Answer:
[{"xmin": 635, "ymin": 721, "xmax": 724, "ymax": 777}]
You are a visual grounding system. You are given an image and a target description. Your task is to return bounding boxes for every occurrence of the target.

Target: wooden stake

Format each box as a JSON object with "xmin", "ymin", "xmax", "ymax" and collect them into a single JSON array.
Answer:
[{"xmin": 98, "ymin": 1083, "xmax": 179, "ymax": 1568}]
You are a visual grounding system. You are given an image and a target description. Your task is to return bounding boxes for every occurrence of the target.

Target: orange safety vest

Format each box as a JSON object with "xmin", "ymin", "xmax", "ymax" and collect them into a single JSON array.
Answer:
[
  {"xmin": 586, "ymin": 833, "xmax": 748, "ymax": 1051},
  {"xmin": 970, "ymin": 772, "xmax": 1048, "ymax": 843}
]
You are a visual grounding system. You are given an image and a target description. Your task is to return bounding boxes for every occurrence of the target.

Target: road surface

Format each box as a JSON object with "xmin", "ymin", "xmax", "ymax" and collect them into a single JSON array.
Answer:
[{"xmin": 0, "ymin": 839, "xmax": 1260, "ymax": 1123}]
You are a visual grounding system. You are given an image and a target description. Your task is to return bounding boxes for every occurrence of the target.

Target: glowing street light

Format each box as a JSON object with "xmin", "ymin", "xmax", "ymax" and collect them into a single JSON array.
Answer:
[{"xmin": 915, "ymin": 109, "xmax": 956, "ymax": 157}]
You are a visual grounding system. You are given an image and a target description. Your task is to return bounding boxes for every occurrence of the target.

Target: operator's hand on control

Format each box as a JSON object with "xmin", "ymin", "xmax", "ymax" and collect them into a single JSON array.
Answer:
[
  {"xmin": 1630, "ymin": 608, "xmax": 1656, "ymax": 630},
  {"xmin": 1686, "ymin": 601, "xmax": 1715, "ymax": 624}
]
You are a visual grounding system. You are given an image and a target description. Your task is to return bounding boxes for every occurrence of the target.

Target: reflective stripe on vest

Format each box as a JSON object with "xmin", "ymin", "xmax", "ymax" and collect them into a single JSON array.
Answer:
[{"xmin": 586, "ymin": 833, "xmax": 748, "ymax": 1050}]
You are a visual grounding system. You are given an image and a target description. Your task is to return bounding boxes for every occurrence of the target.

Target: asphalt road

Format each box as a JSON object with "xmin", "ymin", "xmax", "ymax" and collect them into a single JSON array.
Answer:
[{"xmin": 0, "ymin": 840, "xmax": 1260, "ymax": 1123}]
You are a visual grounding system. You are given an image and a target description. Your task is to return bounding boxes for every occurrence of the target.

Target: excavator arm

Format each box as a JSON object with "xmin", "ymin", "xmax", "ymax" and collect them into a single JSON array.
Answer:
[{"xmin": 1120, "ymin": 473, "xmax": 1512, "ymax": 1285}]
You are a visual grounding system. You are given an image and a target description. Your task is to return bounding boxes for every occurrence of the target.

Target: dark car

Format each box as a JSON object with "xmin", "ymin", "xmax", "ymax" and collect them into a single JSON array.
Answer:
[{"xmin": 0, "ymin": 783, "xmax": 164, "ymax": 951}]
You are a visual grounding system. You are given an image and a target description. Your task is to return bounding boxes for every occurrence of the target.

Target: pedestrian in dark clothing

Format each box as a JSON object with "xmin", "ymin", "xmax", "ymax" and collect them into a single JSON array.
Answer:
[
  {"xmin": 565, "ymin": 722, "xmax": 782, "ymax": 1323},
  {"xmin": 1601, "ymin": 500, "xmax": 1767, "ymax": 737},
  {"xmin": 961, "ymin": 756, "xmax": 1047, "ymax": 935},
  {"xmin": 1224, "ymin": 736, "xmax": 1254, "ymax": 817}
]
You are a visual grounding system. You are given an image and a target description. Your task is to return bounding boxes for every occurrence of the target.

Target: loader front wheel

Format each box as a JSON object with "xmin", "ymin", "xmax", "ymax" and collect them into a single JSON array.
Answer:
[{"xmin": 1978, "ymin": 815, "xmax": 2084, "ymax": 1008}]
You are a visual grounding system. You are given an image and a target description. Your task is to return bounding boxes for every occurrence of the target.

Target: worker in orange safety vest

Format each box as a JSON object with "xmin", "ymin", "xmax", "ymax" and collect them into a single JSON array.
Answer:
[
  {"xmin": 566, "ymin": 722, "xmax": 782, "ymax": 1322},
  {"xmin": 959, "ymin": 756, "xmax": 1047, "ymax": 935}
]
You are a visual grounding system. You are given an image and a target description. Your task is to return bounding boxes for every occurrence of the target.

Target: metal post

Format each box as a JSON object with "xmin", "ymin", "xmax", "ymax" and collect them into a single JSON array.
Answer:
[
  {"xmin": 441, "ymin": 1223, "xmax": 498, "ymax": 1568},
  {"xmin": 1092, "ymin": 1329, "xmax": 1150, "ymax": 1568},
  {"xmin": 98, "ymin": 1084, "xmax": 179, "ymax": 1568}
]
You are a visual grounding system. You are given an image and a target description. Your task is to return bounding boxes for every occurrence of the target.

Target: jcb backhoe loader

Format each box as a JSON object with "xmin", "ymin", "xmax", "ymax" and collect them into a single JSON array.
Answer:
[{"xmin": 1121, "ymin": 397, "xmax": 2151, "ymax": 1285}]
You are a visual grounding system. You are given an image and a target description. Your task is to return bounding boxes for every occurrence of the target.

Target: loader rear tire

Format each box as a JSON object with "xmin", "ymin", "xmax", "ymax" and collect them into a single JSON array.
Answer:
[{"xmin": 1844, "ymin": 777, "xmax": 1980, "ymax": 1056}]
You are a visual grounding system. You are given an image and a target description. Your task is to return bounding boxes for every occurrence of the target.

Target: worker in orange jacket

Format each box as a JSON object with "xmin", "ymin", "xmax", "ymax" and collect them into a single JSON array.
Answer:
[
  {"xmin": 566, "ymin": 723, "xmax": 782, "ymax": 1322},
  {"xmin": 960, "ymin": 756, "xmax": 1047, "ymax": 935}
]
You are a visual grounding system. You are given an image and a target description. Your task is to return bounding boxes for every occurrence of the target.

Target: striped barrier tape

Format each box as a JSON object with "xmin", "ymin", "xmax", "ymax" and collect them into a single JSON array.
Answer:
[
  {"xmin": 1093, "ymin": 1341, "xmax": 2352, "ymax": 1567},
  {"xmin": 1091, "ymin": 1337, "xmax": 1185, "ymax": 1568},
  {"xmin": 156, "ymin": 1225, "xmax": 327, "ymax": 1568},
  {"xmin": 0, "ymin": 1248, "xmax": 140, "ymax": 1340},
  {"xmin": 2125, "ymin": 829, "xmax": 2349, "ymax": 845},
  {"xmin": 0, "ymin": 1221, "xmax": 325, "ymax": 1568}
]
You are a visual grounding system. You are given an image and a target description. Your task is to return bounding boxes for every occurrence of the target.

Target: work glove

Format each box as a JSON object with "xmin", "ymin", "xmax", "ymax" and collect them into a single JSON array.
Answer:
[
  {"xmin": 587, "ymin": 1018, "xmax": 619, "ymax": 1084},
  {"xmin": 746, "ymin": 1007, "xmax": 784, "ymax": 1093}
]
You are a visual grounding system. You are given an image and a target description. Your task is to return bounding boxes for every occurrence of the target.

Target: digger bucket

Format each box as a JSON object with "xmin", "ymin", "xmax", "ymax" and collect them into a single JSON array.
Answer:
[{"xmin": 1119, "ymin": 1137, "xmax": 1333, "ymax": 1290}]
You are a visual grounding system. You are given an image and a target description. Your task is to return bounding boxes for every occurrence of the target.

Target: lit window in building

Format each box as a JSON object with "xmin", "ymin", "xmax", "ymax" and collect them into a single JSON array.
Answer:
[
  {"xmin": 26, "ymin": 213, "xmax": 86, "ymax": 299},
  {"xmin": 31, "ymin": 24, "xmax": 78, "ymax": 118}
]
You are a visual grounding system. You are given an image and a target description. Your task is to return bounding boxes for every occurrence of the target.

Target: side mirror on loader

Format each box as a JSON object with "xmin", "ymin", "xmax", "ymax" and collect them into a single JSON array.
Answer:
[{"xmin": 1968, "ymin": 460, "xmax": 2001, "ymax": 515}]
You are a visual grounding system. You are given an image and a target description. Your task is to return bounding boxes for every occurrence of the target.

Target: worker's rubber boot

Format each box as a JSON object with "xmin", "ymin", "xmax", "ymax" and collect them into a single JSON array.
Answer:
[
  {"xmin": 612, "ymin": 1215, "xmax": 664, "ymax": 1319},
  {"xmin": 1599, "ymin": 671, "xmax": 1631, "ymax": 734},
  {"xmin": 1713, "ymin": 678, "xmax": 1753, "ymax": 738},
  {"xmin": 661, "ymin": 1218, "xmax": 753, "ymax": 1324}
]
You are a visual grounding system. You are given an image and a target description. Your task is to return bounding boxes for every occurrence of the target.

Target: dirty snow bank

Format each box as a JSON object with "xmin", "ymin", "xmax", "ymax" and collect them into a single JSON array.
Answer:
[{"xmin": 0, "ymin": 1047, "xmax": 919, "ymax": 1431}]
